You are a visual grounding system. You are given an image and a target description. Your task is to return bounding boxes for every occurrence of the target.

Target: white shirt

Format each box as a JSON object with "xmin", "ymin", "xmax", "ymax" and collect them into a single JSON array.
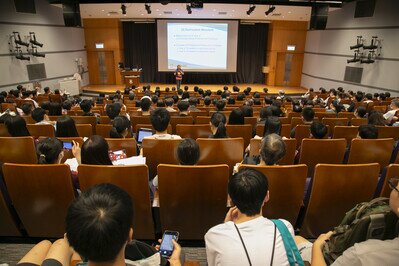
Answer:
[
  {"xmin": 205, "ymin": 217, "xmax": 294, "ymax": 266},
  {"xmin": 383, "ymin": 110, "xmax": 397, "ymax": 123},
  {"xmin": 143, "ymin": 133, "xmax": 181, "ymax": 140}
]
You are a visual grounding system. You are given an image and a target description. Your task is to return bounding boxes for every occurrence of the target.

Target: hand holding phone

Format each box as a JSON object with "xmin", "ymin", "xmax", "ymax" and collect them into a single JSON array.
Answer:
[
  {"xmin": 63, "ymin": 141, "xmax": 73, "ymax": 150},
  {"xmin": 159, "ymin": 231, "xmax": 179, "ymax": 258}
]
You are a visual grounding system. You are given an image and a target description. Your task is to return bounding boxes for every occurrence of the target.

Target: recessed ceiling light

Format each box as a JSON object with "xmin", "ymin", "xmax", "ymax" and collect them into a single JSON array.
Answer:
[
  {"xmin": 288, "ymin": 11, "xmax": 292, "ymax": 14},
  {"xmin": 177, "ymin": 14, "xmax": 180, "ymax": 16},
  {"xmin": 141, "ymin": 13, "xmax": 144, "ymax": 15},
  {"xmin": 159, "ymin": 13, "xmax": 162, "ymax": 15},
  {"xmin": 213, "ymin": 9, "xmax": 216, "ymax": 11},
  {"xmin": 232, "ymin": 10, "xmax": 235, "ymax": 12},
  {"xmin": 124, "ymin": 14, "xmax": 126, "ymax": 16},
  {"xmin": 156, "ymin": 9, "xmax": 159, "ymax": 11},
  {"xmin": 107, "ymin": 14, "xmax": 110, "ymax": 16},
  {"xmin": 101, "ymin": 9, "xmax": 105, "ymax": 12}
]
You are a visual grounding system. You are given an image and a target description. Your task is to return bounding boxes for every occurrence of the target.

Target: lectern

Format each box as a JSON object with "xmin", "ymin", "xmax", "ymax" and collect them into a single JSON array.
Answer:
[{"xmin": 120, "ymin": 70, "xmax": 141, "ymax": 87}]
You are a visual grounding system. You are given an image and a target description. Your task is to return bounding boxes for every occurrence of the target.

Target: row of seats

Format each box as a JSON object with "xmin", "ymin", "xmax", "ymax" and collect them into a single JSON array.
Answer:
[{"xmin": 1, "ymin": 162, "xmax": 396, "ymax": 239}]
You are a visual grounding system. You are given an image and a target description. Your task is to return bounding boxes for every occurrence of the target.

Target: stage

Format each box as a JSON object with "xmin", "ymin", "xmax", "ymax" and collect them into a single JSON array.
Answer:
[{"xmin": 82, "ymin": 84, "xmax": 307, "ymax": 96}]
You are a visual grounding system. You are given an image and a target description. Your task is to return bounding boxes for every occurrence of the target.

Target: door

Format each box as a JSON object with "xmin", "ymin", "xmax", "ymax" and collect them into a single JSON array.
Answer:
[
  {"xmin": 275, "ymin": 52, "xmax": 304, "ymax": 87},
  {"xmin": 87, "ymin": 51, "xmax": 115, "ymax": 85}
]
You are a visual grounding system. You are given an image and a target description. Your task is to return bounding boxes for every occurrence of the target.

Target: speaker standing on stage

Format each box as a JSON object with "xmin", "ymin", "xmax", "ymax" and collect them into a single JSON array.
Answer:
[{"xmin": 174, "ymin": 65, "xmax": 184, "ymax": 90}]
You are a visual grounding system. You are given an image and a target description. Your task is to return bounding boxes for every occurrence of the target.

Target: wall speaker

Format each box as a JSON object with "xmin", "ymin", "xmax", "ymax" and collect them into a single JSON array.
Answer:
[
  {"xmin": 63, "ymin": 3, "xmax": 81, "ymax": 27},
  {"xmin": 354, "ymin": 0, "xmax": 376, "ymax": 18},
  {"xmin": 309, "ymin": 4, "xmax": 329, "ymax": 30}
]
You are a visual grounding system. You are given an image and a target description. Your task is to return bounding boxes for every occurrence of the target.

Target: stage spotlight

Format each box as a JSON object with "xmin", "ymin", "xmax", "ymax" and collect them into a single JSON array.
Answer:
[
  {"xmin": 246, "ymin": 5, "xmax": 256, "ymax": 16},
  {"xmin": 145, "ymin": 3, "xmax": 151, "ymax": 14},
  {"xmin": 186, "ymin": 4, "xmax": 192, "ymax": 14},
  {"xmin": 350, "ymin": 36, "xmax": 363, "ymax": 50},
  {"xmin": 13, "ymin": 32, "xmax": 29, "ymax": 47},
  {"xmin": 265, "ymin": 5, "xmax": 275, "ymax": 16},
  {"xmin": 29, "ymin": 32, "xmax": 43, "ymax": 47},
  {"xmin": 121, "ymin": 4, "xmax": 126, "ymax": 15}
]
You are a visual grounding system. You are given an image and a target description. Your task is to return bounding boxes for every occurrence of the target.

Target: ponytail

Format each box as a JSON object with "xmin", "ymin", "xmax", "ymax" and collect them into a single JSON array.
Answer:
[
  {"xmin": 214, "ymin": 121, "xmax": 227, "ymax": 138},
  {"xmin": 36, "ymin": 138, "xmax": 63, "ymax": 164},
  {"xmin": 211, "ymin": 112, "xmax": 228, "ymax": 139},
  {"xmin": 38, "ymin": 154, "xmax": 48, "ymax": 164}
]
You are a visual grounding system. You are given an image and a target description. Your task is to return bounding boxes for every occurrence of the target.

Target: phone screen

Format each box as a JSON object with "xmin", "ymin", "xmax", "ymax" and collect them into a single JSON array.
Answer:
[
  {"xmin": 63, "ymin": 141, "xmax": 73, "ymax": 150},
  {"xmin": 159, "ymin": 231, "xmax": 179, "ymax": 258}
]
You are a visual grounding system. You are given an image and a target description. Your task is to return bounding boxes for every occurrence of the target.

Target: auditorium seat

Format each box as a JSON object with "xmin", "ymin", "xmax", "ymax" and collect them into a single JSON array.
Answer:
[
  {"xmin": 226, "ymin": 125, "xmax": 252, "ymax": 147},
  {"xmin": 196, "ymin": 138, "xmax": 244, "ymax": 175},
  {"xmin": 0, "ymin": 187, "xmax": 21, "ymax": 236},
  {"xmin": 49, "ymin": 94, "xmax": 61, "ymax": 103},
  {"xmin": 287, "ymin": 112, "xmax": 301, "ymax": 120},
  {"xmin": 135, "ymin": 124, "xmax": 172, "ymax": 134},
  {"xmin": 347, "ymin": 138, "xmax": 394, "ymax": 171},
  {"xmin": 314, "ymin": 112, "xmax": 336, "ymax": 121},
  {"xmin": 0, "ymin": 137, "xmax": 37, "ymax": 163},
  {"xmin": 0, "ymin": 103, "xmax": 17, "ymax": 112},
  {"xmin": 157, "ymin": 164, "xmax": 229, "ymax": 240},
  {"xmin": 294, "ymin": 125, "xmax": 311, "ymax": 148},
  {"xmin": 76, "ymin": 124, "xmax": 93, "ymax": 137},
  {"xmin": 142, "ymin": 138, "xmax": 183, "ymax": 179},
  {"xmin": 255, "ymin": 124, "xmax": 291, "ymax": 138},
  {"xmin": 239, "ymin": 164, "xmax": 307, "ymax": 226},
  {"xmin": 244, "ymin": 117, "xmax": 258, "ymax": 127},
  {"xmin": 78, "ymin": 164, "xmax": 153, "ymax": 239},
  {"xmin": 249, "ymin": 138, "xmax": 297, "ymax": 165},
  {"xmin": 27, "ymin": 124, "xmax": 55, "ymax": 137},
  {"xmin": 376, "ymin": 126, "xmax": 399, "ymax": 140},
  {"xmin": 22, "ymin": 115, "xmax": 36, "ymax": 124},
  {"xmin": 130, "ymin": 116, "xmax": 151, "ymax": 131},
  {"xmin": 337, "ymin": 112, "xmax": 356, "ymax": 120},
  {"xmin": 350, "ymin": 118, "xmax": 368, "ymax": 126},
  {"xmin": 2, "ymin": 164, "xmax": 75, "ymax": 237},
  {"xmin": 209, "ymin": 111, "xmax": 231, "ymax": 117},
  {"xmin": 170, "ymin": 116, "xmax": 194, "ymax": 134},
  {"xmin": 56, "ymin": 137, "xmax": 84, "ymax": 162},
  {"xmin": 322, "ymin": 118, "xmax": 349, "ymax": 136},
  {"xmin": 279, "ymin": 117, "xmax": 290, "ymax": 124},
  {"xmin": 290, "ymin": 117, "xmax": 304, "ymax": 129},
  {"xmin": 0, "ymin": 124, "xmax": 11, "ymax": 137},
  {"xmin": 380, "ymin": 164, "xmax": 399, "ymax": 198},
  {"xmin": 195, "ymin": 116, "xmax": 211, "ymax": 124},
  {"xmin": 299, "ymin": 138, "xmax": 347, "ymax": 177},
  {"xmin": 300, "ymin": 163, "xmax": 380, "ymax": 238},
  {"xmin": 189, "ymin": 111, "xmax": 208, "ymax": 120},
  {"xmin": 105, "ymin": 138, "xmax": 137, "ymax": 157},
  {"xmin": 99, "ymin": 116, "xmax": 111, "ymax": 124},
  {"xmin": 373, "ymin": 106, "xmax": 387, "ymax": 113},
  {"xmin": 176, "ymin": 124, "xmax": 212, "ymax": 139},
  {"xmin": 332, "ymin": 126, "xmax": 359, "ymax": 144},
  {"xmin": 72, "ymin": 116, "xmax": 97, "ymax": 134},
  {"xmin": 96, "ymin": 124, "xmax": 112, "ymax": 138}
]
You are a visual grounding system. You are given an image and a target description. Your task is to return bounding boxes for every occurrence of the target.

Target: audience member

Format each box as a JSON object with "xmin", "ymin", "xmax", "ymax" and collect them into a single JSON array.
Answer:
[
  {"xmin": 106, "ymin": 103, "xmax": 122, "ymax": 121},
  {"xmin": 5, "ymin": 115, "xmax": 30, "ymax": 137},
  {"xmin": 56, "ymin": 116, "xmax": 79, "ymax": 137},
  {"xmin": 145, "ymin": 108, "xmax": 181, "ymax": 139},
  {"xmin": 205, "ymin": 168, "xmax": 294, "ymax": 266},
  {"xmin": 358, "ymin": 124, "xmax": 378, "ymax": 139},
  {"xmin": 110, "ymin": 115, "xmax": 131, "ymax": 138},
  {"xmin": 37, "ymin": 137, "xmax": 63, "ymax": 164},
  {"xmin": 209, "ymin": 112, "xmax": 228, "ymax": 139},
  {"xmin": 139, "ymin": 97, "xmax": 152, "ymax": 116},
  {"xmin": 354, "ymin": 106, "xmax": 367, "ymax": 118},
  {"xmin": 228, "ymin": 109, "xmax": 245, "ymax": 125},
  {"xmin": 80, "ymin": 99, "xmax": 95, "ymax": 116},
  {"xmin": 215, "ymin": 100, "xmax": 226, "ymax": 111},
  {"xmin": 310, "ymin": 122, "xmax": 328, "ymax": 139},
  {"xmin": 165, "ymin": 98, "xmax": 176, "ymax": 112},
  {"xmin": 188, "ymin": 97, "xmax": 200, "ymax": 112},
  {"xmin": 368, "ymin": 111, "xmax": 386, "ymax": 126},
  {"xmin": 20, "ymin": 102, "xmax": 33, "ymax": 116},
  {"xmin": 72, "ymin": 135, "xmax": 113, "ymax": 165},
  {"xmin": 259, "ymin": 133, "xmax": 286, "ymax": 165},
  {"xmin": 241, "ymin": 105, "xmax": 253, "ymax": 117},
  {"xmin": 383, "ymin": 100, "xmax": 399, "ymax": 124},
  {"xmin": 291, "ymin": 107, "xmax": 315, "ymax": 138},
  {"xmin": 177, "ymin": 101, "xmax": 190, "ymax": 116},
  {"xmin": 48, "ymin": 102, "xmax": 62, "ymax": 116},
  {"xmin": 32, "ymin": 108, "xmax": 53, "ymax": 126}
]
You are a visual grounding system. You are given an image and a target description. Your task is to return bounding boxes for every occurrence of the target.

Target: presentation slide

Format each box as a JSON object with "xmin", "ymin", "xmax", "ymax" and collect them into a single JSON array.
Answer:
[
  {"xmin": 157, "ymin": 20, "xmax": 238, "ymax": 72},
  {"xmin": 167, "ymin": 23, "xmax": 228, "ymax": 70}
]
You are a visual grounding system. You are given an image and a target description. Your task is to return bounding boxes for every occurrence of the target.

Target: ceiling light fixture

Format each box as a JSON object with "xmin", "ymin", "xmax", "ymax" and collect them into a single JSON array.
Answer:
[
  {"xmin": 265, "ymin": 5, "xmax": 276, "ymax": 16},
  {"xmin": 246, "ymin": 5, "xmax": 256, "ymax": 16}
]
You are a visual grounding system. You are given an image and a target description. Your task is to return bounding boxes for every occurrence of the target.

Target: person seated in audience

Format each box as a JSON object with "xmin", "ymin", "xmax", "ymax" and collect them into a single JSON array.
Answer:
[
  {"xmin": 80, "ymin": 99, "xmax": 95, "ymax": 116},
  {"xmin": 18, "ymin": 102, "xmax": 33, "ymax": 116},
  {"xmin": 152, "ymin": 138, "xmax": 200, "ymax": 207},
  {"xmin": 32, "ymin": 107, "xmax": 55, "ymax": 127},
  {"xmin": 62, "ymin": 100, "xmax": 73, "ymax": 115},
  {"xmin": 72, "ymin": 135, "xmax": 113, "ymax": 165},
  {"xmin": 358, "ymin": 124, "xmax": 378, "ymax": 139},
  {"xmin": 43, "ymin": 86, "xmax": 51, "ymax": 95},
  {"xmin": 181, "ymin": 91, "xmax": 190, "ymax": 100},
  {"xmin": 209, "ymin": 112, "xmax": 228, "ymax": 139},
  {"xmin": 56, "ymin": 116, "xmax": 79, "ymax": 137},
  {"xmin": 204, "ymin": 96, "xmax": 212, "ymax": 106},
  {"xmin": 105, "ymin": 103, "xmax": 122, "ymax": 122},
  {"xmin": 110, "ymin": 115, "xmax": 131, "ymax": 138},
  {"xmin": 363, "ymin": 93, "xmax": 373, "ymax": 104},
  {"xmin": 165, "ymin": 97, "xmax": 176, "ymax": 112},
  {"xmin": 228, "ymin": 109, "xmax": 245, "ymax": 125},
  {"xmin": 257, "ymin": 107, "xmax": 273, "ymax": 125},
  {"xmin": 205, "ymin": 168, "xmax": 294, "ymax": 266},
  {"xmin": 215, "ymin": 100, "xmax": 226, "ymax": 111},
  {"xmin": 188, "ymin": 97, "xmax": 201, "ymax": 112},
  {"xmin": 48, "ymin": 102, "xmax": 62, "ymax": 116},
  {"xmin": 292, "ymin": 104, "xmax": 302, "ymax": 113},
  {"xmin": 326, "ymin": 100, "xmax": 344, "ymax": 114},
  {"xmin": 177, "ymin": 101, "xmax": 190, "ymax": 116},
  {"xmin": 157, "ymin": 100, "xmax": 165, "ymax": 107},
  {"xmin": 296, "ymin": 177, "xmax": 399, "ymax": 266},
  {"xmin": 151, "ymin": 95, "xmax": 159, "ymax": 105},
  {"xmin": 310, "ymin": 121, "xmax": 328, "ymax": 139},
  {"xmin": 144, "ymin": 108, "xmax": 181, "ymax": 140},
  {"xmin": 5, "ymin": 115, "xmax": 30, "ymax": 137},
  {"xmin": 139, "ymin": 97, "xmax": 152, "ymax": 116},
  {"xmin": 368, "ymin": 111, "xmax": 387, "ymax": 126},
  {"xmin": 290, "ymin": 107, "xmax": 315, "ymax": 138},
  {"xmin": 241, "ymin": 105, "xmax": 253, "ymax": 117},
  {"xmin": 383, "ymin": 100, "xmax": 399, "ymax": 125},
  {"xmin": 354, "ymin": 106, "xmax": 367, "ymax": 118}
]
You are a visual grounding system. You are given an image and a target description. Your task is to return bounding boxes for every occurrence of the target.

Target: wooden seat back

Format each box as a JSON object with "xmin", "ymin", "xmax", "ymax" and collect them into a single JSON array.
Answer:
[
  {"xmin": 130, "ymin": 116, "xmax": 151, "ymax": 131},
  {"xmin": 300, "ymin": 163, "xmax": 380, "ymax": 238},
  {"xmin": 170, "ymin": 116, "xmax": 194, "ymax": 134},
  {"xmin": 249, "ymin": 138, "xmax": 297, "ymax": 165},
  {"xmin": 299, "ymin": 138, "xmax": 347, "ymax": 176},
  {"xmin": 255, "ymin": 124, "xmax": 291, "ymax": 138},
  {"xmin": 380, "ymin": 164, "xmax": 399, "ymax": 198},
  {"xmin": 348, "ymin": 138, "xmax": 395, "ymax": 171},
  {"xmin": 226, "ymin": 125, "xmax": 252, "ymax": 148},
  {"xmin": 195, "ymin": 116, "xmax": 211, "ymax": 124},
  {"xmin": 315, "ymin": 112, "xmax": 336, "ymax": 121},
  {"xmin": 78, "ymin": 165, "xmax": 153, "ymax": 239},
  {"xmin": 0, "ymin": 186, "xmax": 21, "ymax": 236},
  {"xmin": 244, "ymin": 117, "xmax": 258, "ymax": 127},
  {"xmin": 338, "ymin": 112, "xmax": 356, "ymax": 120},
  {"xmin": 0, "ymin": 124, "xmax": 11, "ymax": 137},
  {"xmin": 99, "ymin": 116, "xmax": 111, "ymax": 124},
  {"xmin": 376, "ymin": 126, "xmax": 399, "ymax": 140},
  {"xmin": 351, "ymin": 118, "xmax": 368, "ymax": 126},
  {"xmin": 176, "ymin": 124, "xmax": 212, "ymax": 139},
  {"xmin": 1, "ymin": 103, "xmax": 17, "ymax": 112},
  {"xmin": 96, "ymin": 124, "xmax": 112, "ymax": 138},
  {"xmin": 49, "ymin": 94, "xmax": 61, "ymax": 103},
  {"xmin": 72, "ymin": 116, "xmax": 97, "ymax": 134},
  {"xmin": 157, "ymin": 164, "xmax": 229, "ymax": 240},
  {"xmin": 76, "ymin": 124, "xmax": 93, "ymax": 137},
  {"xmin": 105, "ymin": 138, "xmax": 137, "ymax": 157},
  {"xmin": 27, "ymin": 124, "xmax": 55, "ymax": 137},
  {"xmin": 196, "ymin": 138, "xmax": 244, "ymax": 175},
  {"xmin": 142, "ymin": 138, "xmax": 183, "ymax": 179},
  {"xmin": 22, "ymin": 116, "xmax": 36, "ymax": 124},
  {"xmin": 0, "ymin": 137, "xmax": 37, "ymax": 163},
  {"xmin": 332, "ymin": 126, "xmax": 359, "ymax": 144},
  {"xmin": 322, "ymin": 118, "xmax": 349, "ymax": 136},
  {"xmin": 239, "ymin": 164, "xmax": 308, "ymax": 225},
  {"xmin": 2, "ymin": 164, "xmax": 75, "ymax": 237}
]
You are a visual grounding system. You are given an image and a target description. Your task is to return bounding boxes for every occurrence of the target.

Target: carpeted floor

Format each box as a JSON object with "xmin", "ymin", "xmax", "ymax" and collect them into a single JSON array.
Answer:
[{"xmin": 0, "ymin": 243, "xmax": 207, "ymax": 266}]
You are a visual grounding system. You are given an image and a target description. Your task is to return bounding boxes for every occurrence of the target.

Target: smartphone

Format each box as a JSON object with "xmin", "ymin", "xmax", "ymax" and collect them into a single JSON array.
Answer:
[
  {"xmin": 137, "ymin": 128, "xmax": 153, "ymax": 144},
  {"xmin": 63, "ymin": 141, "xmax": 73, "ymax": 150},
  {"xmin": 159, "ymin": 231, "xmax": 179, "ymax": 258}
]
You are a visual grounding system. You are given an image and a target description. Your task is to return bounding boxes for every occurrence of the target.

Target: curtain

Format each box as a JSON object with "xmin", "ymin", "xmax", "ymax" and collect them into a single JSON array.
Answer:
[{"xmin": 123, "ymin": 21, "xmax": 268, "ymax": 84}]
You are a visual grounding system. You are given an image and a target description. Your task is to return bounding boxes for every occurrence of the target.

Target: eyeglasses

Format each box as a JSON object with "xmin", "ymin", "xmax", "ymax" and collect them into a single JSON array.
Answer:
[{"xmin": 388, "ymin": 178, "xmax": 399, "ymax": 192}]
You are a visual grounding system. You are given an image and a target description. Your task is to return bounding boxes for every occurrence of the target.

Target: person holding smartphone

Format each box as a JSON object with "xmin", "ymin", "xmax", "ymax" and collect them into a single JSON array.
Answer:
[{"xmin": 174, "ymin": 65, "xmax": 184, "ymax": 90}]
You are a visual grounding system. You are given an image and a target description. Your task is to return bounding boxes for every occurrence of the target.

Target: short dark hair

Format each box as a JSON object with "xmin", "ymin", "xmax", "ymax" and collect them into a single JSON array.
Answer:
[
  {"xmin": 182, "ymin": 91, "xmax": 190, "ymax": 100},
  {"xmin": 241, "ymin": 105, "xmax": 253, "ymax": 117},
  {"xmin": 66, "ymin": 183, "xmax": 133, "ymax": 263},
  {"xmin": 151, "ymin": 95, "xmax": 158, "ymax": 104},
  {"xmin": 32, "ymin": 108, "xmax": 46, "ymax": 122},
  {"xmin": 140, "ymin": 98, "xmax": 152, "ymax": 112},
  {"xmin": 215, "ymin": 100, "xmax": 226, "ymax": 111},
  {"xmin": 81, "ymin": 135, "xmax": 113, "ymax": 165},
  {"xmin": 260, "ymin": 134, "xmax": 286, "ymax": 165},
  {"xmin": 228, "ymin": 109, "xmax": 245, "ymax": 125},
  {"xmin": 106, "ymin": 103, "xmax": 122, "ymax": 120},
  {"xmin": 302, "ymin": 107, "xmax": 315, "ymax": 122},
  {"xmin": 358, "ymin": 124, "xmax": 378, "ymax": 139},
  {"xmin": 21, "ymin": 102, "xmax": 33, "ymax": 115},
  {"xmin": 204, "ymin": 97, "xmax": 211, "ymax": 106},
  {"xmin": 310, "ymin": 122, "xmax": 328, "ymax": 139},
  {"xmin": 5, "ymin": 115, "xmax": 30, "ymax": 137},
  {"xmin": 176, "ymin": 138, "xmax": 200, "ymax": 165},
  {"xmin": 150, "ymin": 108, "xmax": 170, "ymax": 132},
  {"xmin": 48, "ymin": 102, "xmax": 62, "ymax": 116},
  {"xmin": 368, "ymin": 111, "xmax": 386, "ymax": 126},
  {"xmin": 37, "ymin": 138, "xmax": 63, "ymax": 164},
  {"xmin": 356, "ymin": 106, "xmax": 367, "ymax": 118},
  {"xmin": 165, "ymin": 98, "xmax": 174, "ymax": 107},
  {"xmin": 56, "ymin": 116, "xmax": 79, "ymax": 137},
  {"xmin": 110, "ymin": 116, "xmax": 131, "ymax": 138},
  {"xmin": 62, "ymin": 100, "xmax": 73, "ymax": 111},
  {"xmin": 263, "ymin": 116, "xmax": 281, "ymax": 137},
  {"xmin": 177, "ymin": 101, "xmax": 190, "ymax": 112},
  {"xmin": 80, "ymin": 99, "xmax": 93, "ymax": 113},
  {"xmin": 228, "ymin": 169, "xmax": 268, "ymax": 216},
  {"xmin": 189, "ymin": 97, "xmax": 198, "ymax": 106}
]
